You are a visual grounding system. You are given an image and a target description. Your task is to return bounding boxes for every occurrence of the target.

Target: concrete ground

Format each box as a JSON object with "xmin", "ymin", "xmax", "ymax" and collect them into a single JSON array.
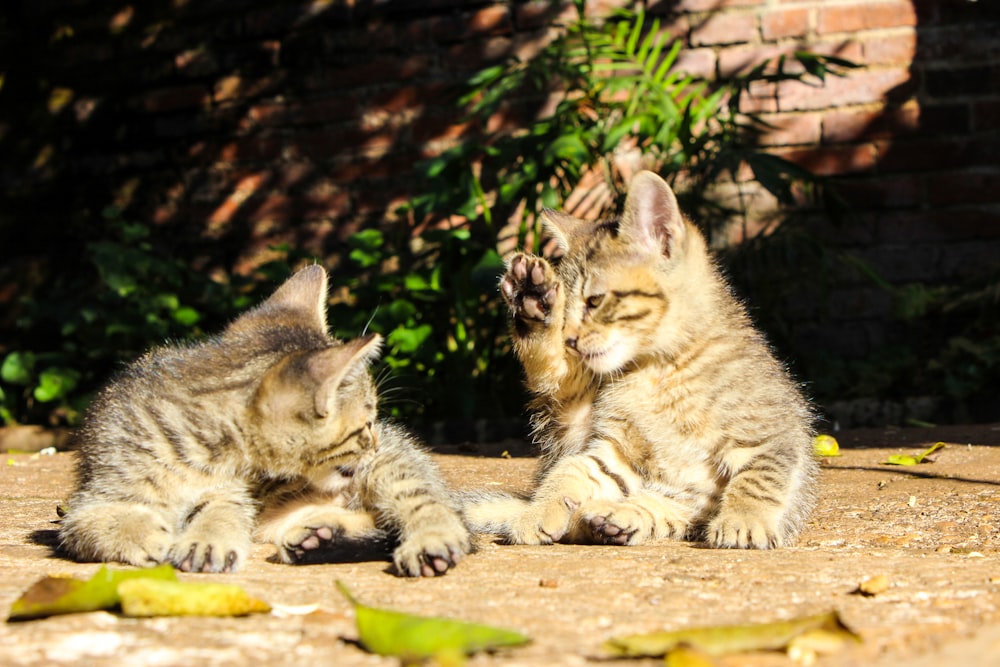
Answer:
[{"xmin": 0, "ymin": 423, "xmax": 998, "ymax": 666}]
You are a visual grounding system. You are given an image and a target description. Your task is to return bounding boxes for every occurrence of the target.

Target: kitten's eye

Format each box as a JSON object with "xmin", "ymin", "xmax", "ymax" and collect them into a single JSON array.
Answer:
[{"xmin": 585, "ymin": 294, "xmax": 605, "ymax": 309}]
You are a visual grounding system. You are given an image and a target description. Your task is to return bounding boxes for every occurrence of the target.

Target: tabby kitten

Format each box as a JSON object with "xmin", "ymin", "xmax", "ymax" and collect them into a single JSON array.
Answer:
[
  {"xmin": 465, "ymin": 171, "xmax": 816, "ymax": 549},
  {"xmin": 59, "ymin": 265, "xmax": 470, "ymax": 576}
]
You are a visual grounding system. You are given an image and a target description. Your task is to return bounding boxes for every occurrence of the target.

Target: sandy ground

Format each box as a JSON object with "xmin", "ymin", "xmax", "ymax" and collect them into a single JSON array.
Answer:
[{"xmin": 0, "ymin": 423, "xmax": 998, "ymax": 666}]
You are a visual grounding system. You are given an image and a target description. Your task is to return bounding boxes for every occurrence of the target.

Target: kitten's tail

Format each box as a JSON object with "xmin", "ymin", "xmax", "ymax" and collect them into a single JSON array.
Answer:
[{"xmin": 461, "ymin": 491, "xmax": 530, "ymax": 540}]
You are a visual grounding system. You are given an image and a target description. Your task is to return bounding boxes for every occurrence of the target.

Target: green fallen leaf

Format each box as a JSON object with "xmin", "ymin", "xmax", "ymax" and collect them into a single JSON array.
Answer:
[
  {"xmin": 118, "ymin": 578, "xmax": 270, "ymax": 617},
  {"xmin": 603, "ymin": 610, "xmax": 860, "ymax": 658},
  {"xmin": 7, "ymin": 564, "xmax": 177, "ymax": 621},
  {"xmin": 884, "ymin": 441, "xmax": 946, "ymax": 466},
  {"xmin": 337, "ymin": 581, "xmax": 529, "ymax": 663},
  {"xmin": 813, "ymin": 434, "xmax": 841, "ymax": 457}
]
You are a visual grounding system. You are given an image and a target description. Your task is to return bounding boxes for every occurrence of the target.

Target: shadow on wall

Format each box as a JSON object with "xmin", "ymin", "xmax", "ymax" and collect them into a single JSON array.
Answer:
[{"xmin": 812, "ymin": 0, "xmax": 1000, "ymax": 426}]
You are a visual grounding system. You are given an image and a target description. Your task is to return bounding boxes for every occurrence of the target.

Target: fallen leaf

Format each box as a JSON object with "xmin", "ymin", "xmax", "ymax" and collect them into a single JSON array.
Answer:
[
  {"xmin": 813, "ymin": 435, "xmax": 841, "ymax": 457},
  {"xmin": 853, "ymin": 575, "xmax": 890, "ymax": 596},
  {"xmin": 602, "ymin": 610, "xmax": 860, "ymax": 658},
  {"xmin": 336, "ymin": 581, "xmax": 529, "ymax": 663},
  {"xmin": 118, "ymin": 579, "xmax": 270, "ymax": 617},
  {"xmin": 884, "ymin": 441, "xmax": 945, "ymax": 466},
  {"xmin": 665, "ymin": 645, "xmax": 718, "ymax": 667},
  {"xmin": 7, "ymin": 564, "xmax": 176, "ymax": 621}
]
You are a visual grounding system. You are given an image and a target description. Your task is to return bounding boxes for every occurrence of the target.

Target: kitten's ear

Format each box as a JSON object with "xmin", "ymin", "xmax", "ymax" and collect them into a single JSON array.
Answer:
[
  {"xmin": 540, "ymin": 207, "xmax": 582, "ymax": 253},
  {"xmin": 620, "ymin": 171, "xmax": 684, "ymax": 257},
  {"xmin": 264, "ymin": 264, "xmax": 329, "ymax": 332},
  {"xmin": 309, "ymin": 333, "xmax": 383, "ymax": 418}
]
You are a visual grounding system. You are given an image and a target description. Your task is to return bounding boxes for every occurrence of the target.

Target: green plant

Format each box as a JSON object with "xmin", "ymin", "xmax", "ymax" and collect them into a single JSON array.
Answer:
[{"xmin": 406, "ymin": 4, "xmax": 854, "ymax": 251}]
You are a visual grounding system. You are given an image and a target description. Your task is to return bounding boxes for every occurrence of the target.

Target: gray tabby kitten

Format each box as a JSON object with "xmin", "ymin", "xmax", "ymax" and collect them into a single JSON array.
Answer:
[
  {"xmin": 58, "ymin": 265, "xmax": 470, "ymax": 576},
  {"xmin": 465, "ymin": 171, "xmax": 816, "ymax": 548}
]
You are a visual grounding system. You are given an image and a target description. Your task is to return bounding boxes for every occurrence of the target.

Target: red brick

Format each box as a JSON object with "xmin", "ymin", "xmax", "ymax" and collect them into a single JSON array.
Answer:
[
  {"xmin": 719, "ymin": 44, "xmax": 791, "ymax": 77},
  {"xmin": 817, "ymin": 1, "xmax": 918, "ymax": 35},
  {"xmin": 690, "ymin": 13, "xmax": 757, "ymax": 47},
  {"xmin": 756, "ymin": 112, "xmax": 823, "ymax": 146},
  {"xmin": 674, "ymin": 48, "xmax": 717, "ymax": 77},
  {"xmin": 775, "ymin": 67, "xmax": 915, "ymax": 112},
  {"xmin": 670, "ymin": 0, "xmax": 764, "ymax": 11},
  {"xmin": 131, "ymin": 84, "xmax": 210, "ymax": 113},
  {"xmin": 877, "ymin": 209, "xmax": 1000, "ymax": 244},
  {"xmin": 927, "ymin": 170, "xmax": 1000, "ymax": 207},
  {"xmin": 835, "ymin": 174, "xmax": 925, "ymax": 209},
  {"xmin": 875, "ymin": 136, "xmax": 1000, "ymax": 172},
  {"xmin": 823, "ymin": 103, "xmax": 969, "ymax": 144},
  {"xmin": 973, "ymin": 100, "xmax": 1000, "ymax": 131},
  {"xmin": 447, "ymin": 36, "xmax": 515, "ymax": 70},
  {"xmin": 772, "ymin": 143, "xmax": 879, "ymax": 176},
  {"xmin": 762, "ymin": 7, "xmax": 810, "ymax": 41},
  {"xmin": 466, "ymin": 5, "xmax": 513, "ymax": 36},
  {"xmin": 513, "ymin": 1, "xmax": 572, "ymax": 31},
  {"xmin": 304, "ymin": 56, "xmax": 430, "ymax": 89},
  {"xmin": 218, "ymin": 135, "xmax": 283, "ymax": 161},
  {"xmin": 861, "ymin": 32, "xmax": 917, "ymax": 66}
]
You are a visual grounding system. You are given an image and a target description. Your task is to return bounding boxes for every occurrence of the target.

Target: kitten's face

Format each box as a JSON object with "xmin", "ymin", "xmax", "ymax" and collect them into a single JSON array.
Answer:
[
  {"xmin": 562, "ymin": 252, "xmax": 668, "ymax": 375},
  {"xmin": 546, "ymin": 171, "xmax": 685, "ymax": 376},
  {"xmin": 250, "ymin": 336, "xmax": 382, "ymax": 479},
  {"xmin": 234, "ymin": 266, "xmax": 384, "ymax": 479}
]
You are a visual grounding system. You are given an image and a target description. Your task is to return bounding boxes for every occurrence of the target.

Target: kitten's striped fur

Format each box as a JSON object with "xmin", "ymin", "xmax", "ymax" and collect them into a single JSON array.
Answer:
[
  {"xmin": 59, "ymin": 266, "xmax": 470, "ymax": 576},
  {"xmin": 465, "ymin": 171, "xmax": 816, "ymax": 549}
]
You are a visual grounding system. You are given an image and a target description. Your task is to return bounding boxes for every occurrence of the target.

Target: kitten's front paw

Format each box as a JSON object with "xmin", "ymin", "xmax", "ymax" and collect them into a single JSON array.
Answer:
[
  {"xmin": 707, "ymin": 510, "xmax": 783, "ymax": 550},
  {"xmin": 501, "ymin": 254, "xmax": 560, "ymax": 326},
  {"xmin": 169, "ymin": 537, "xmax": 247, "ymax": 573},
  {"xmin": 393, "ymin": 513, "xmax": 471, "ymax": 577}
]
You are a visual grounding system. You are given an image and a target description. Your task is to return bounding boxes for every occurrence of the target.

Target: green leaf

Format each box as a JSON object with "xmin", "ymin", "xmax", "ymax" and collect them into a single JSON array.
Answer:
[
  {"xmin": 172, "ymin": 306, "xmax": 201, "ymax": 327},
  {"xmin": 7, "ymin": 564, "xmax": 177, "ymax": 621},
  {"xmin": 337, "ymin": 581, "xmax": 530, "ymax": 662},
  {"xmin": 1, "ymin": 352, "xmax": 36, "ymax": 386},
  {"xmin": 349, "ymin": 228, "xmax": 384, "ymax": 250},
  {"xmin": 603, "ymin": 610, "xmax": 860, "ymax": 658},
  {"xmin": 884, "ymin": 441, "xmax": 946, "ymax": 466},
  {"xmin": 33, "ymin": 367, "xmax": 81, "ymax": 403},
  {"xmin": 387, "ymin": 324, "xmax": 433, "ymax": 353}
]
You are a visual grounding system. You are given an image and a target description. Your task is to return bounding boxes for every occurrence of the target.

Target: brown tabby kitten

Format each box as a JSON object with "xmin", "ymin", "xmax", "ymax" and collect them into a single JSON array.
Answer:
[
  {"xmin": 58, "ymin": 265, "xmax": 470, "ymax": 576},
  {"xmin": 465, "ymin": 171, "xmax": 816, "ymax": 549}
]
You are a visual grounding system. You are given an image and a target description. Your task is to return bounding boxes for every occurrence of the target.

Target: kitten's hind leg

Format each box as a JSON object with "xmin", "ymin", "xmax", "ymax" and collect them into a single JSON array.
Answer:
[
  {"xmin": 256, "ymin": 500, "xmax": 380, "ymax": 564},
  {"xmin": 58, "ymin": 501, "xmax": 174, "ymax": 567},
  {"xmin": 575, "ymin": 493, "xmax": 694, "ymax": 546}
]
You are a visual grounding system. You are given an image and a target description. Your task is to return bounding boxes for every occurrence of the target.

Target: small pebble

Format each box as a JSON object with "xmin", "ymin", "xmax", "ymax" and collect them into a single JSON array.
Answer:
[{"xmin": 855, "ymin": 574, "xmax": 890, "ymax": 596}]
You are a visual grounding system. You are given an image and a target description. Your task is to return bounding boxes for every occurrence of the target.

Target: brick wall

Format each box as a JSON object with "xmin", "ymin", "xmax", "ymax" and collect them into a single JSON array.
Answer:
[{"xmin": 1, "ymin": 0, "xmax": 998, "ymax": 420}]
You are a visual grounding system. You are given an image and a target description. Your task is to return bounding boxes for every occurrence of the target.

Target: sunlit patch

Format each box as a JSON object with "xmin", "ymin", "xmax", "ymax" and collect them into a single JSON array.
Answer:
[{"xmin": 109, "ymin": 6, "xmax": 134, "ymax": 34}]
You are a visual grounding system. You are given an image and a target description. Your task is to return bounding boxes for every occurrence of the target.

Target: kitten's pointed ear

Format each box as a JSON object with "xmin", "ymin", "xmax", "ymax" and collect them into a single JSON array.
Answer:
[
  {"xmin": 265, "ymin": 264, "xmax": 329, "ymax": 332},
  {"xmin": 310, "ymin": 333, "xmax": 383, "ymax": 418},
  {"xmin": 541, "ymin": 207, "xmax": 582, "ymax": 253},
  {"xmin": 620, "ymin": 171, "xmax": 684, "ymax": 257}
]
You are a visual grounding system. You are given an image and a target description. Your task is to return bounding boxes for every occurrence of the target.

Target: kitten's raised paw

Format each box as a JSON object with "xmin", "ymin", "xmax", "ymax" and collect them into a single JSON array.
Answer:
[{"xmin": 501, "ymin": 254, "xmax": 560, "ymax": 325}]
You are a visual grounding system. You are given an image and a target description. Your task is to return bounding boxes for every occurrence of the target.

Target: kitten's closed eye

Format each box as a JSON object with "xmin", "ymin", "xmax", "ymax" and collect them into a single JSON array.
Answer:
[{"xmin": 585, "ymin": 294, "xmax": 605, "ymax": 309}]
